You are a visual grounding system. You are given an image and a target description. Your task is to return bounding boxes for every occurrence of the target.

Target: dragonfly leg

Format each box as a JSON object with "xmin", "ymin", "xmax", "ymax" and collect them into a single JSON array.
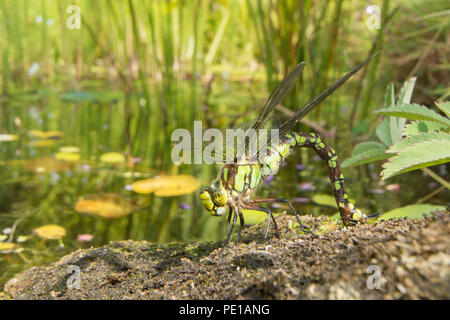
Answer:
[
  {"xmin": 292, "ymin": 132, "xmax": 367, "ymax": 225},
  {"xmin": 249, "ymin": 198, "xmax": 315, "ymax": 235},
  {"xmin": 224, "ymin": 205, "xmax": 238, "ymax": 248},
  {"xmin": 233, "ymin": 209, "xmax": 245, "ymax": 246},
  {"xmin": 242, "ymin": 204, "xmax": 279, "ymax": 240}
]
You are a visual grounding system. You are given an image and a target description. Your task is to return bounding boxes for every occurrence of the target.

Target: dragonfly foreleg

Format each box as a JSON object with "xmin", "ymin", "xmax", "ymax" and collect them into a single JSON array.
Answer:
[
  {"xmin": 290, "ymin": 132, "xmax": 367, "ymax": 225},
  {"xmin": 249, "ymin": 198, "xmax": 314, "ymax": 235}
]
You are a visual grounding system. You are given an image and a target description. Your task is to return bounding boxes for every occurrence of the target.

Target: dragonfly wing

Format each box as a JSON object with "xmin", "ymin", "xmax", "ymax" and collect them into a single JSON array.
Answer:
[
  {"xmin": 251, "ymin": 62, "xmax": 306, "ymax": 132},
  {"xmin": 278, "ymin": 53, "xmax": 378, "ymax": 138}
]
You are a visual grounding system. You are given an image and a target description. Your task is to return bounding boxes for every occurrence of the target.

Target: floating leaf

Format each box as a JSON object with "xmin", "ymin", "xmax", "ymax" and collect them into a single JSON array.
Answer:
[
  {"xmin": 28, "ymin": 130, "xmax": 63, "ymax": 139},
  {"xmin": 381, "ymin": 137, "xmax": 450, "ymax": 180},
  {"xmin": 75, "ymin": 194, "xmax": 133, "ymax": 219},
  {"xmin": 379, "ymin": 204, "xmax": 445, "ymax": 220},
  {"xmin": 0, "ymin": 134, "xmax": 19, "ymax": 142},
  {"xmin": 26, "ymin": 157, "xmax": 73, "ymax": 173},
  {"xmin": 31, "ymin": 140, "xmax": 56, "ymax": 147},
  {"xmin": 100, "ymin": 152, "xmax": 125, "ymax": 164},
  {"xmin": 59, "ymin": 146, "xmax": 80, "ymax": 153},
  {"xmin": 0, "ymin": 242, "xmax": 21, "ymax": 253},
  {"xmin": 131, "ymin": 175, "xmax": 200, "ymax": 196},
  {"xmin": 242, "ymin": 209, "xmax": 281, "ymax": 225},
  {"xmin": 376, "ymin": 104, "xmax": 450, "ymax": 127},
  {"xmin": 60, "ymin": 90, "xmax": 123, "ymax": 103},
  {"xmin": 33, "ymin": 224, "xmax": 66, "ymax": 239},
  {"xmin": 311, "ymin": 194, "xmax": 337, "ymax": 208},
  {"xmin": 55, "ymin": 152, "xmax": 80, "ymax": 162}
]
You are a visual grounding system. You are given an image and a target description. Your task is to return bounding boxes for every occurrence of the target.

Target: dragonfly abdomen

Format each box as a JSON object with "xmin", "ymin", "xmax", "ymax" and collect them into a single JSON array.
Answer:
[{"xmin": 260, "ymin": 131, "xmax": 364, "ymax": 224}]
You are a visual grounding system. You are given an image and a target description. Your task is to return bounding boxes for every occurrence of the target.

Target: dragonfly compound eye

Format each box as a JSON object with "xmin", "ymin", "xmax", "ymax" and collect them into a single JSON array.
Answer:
[{"xmin": 200, "ymin": 189, "xmax": 226, "ymax": 217}]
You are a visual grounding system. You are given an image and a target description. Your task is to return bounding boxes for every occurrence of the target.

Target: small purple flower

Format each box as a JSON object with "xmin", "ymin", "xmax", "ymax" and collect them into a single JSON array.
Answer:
[
  {"xmin": 132, "ymin": 157, "xmax": 142, "ymax": 164},
  {"xmin": 265, "ymin": 175, "xmax": 274, "ymax": 184},
  {"xmin": 124, "ymin": 184, "xmax": 133, "ymax": 191},
  {"xmin": 299, "ymin": 182, "xmax": 316, "ymax": 191},
  {"xmin": 295, "ymin": 164, "xmax": 305, "ymax": 170},
  {"xmin": 428, "ymin": 182, "xmax": 439, "ymax": 189},
  {"xmin": 82, "ymin": 164, "xmax": 91, "ymax": 171},
  {"xmin": 77, "ymin": 234, "xmax": 94, "ymax": 242},
  {"xmin": 293, "ymin": 197, "xmax": 310, "ymax": 203},
  {"xmin": 179, "ymin": 202, "xmax": 191, "ymax": 210}
]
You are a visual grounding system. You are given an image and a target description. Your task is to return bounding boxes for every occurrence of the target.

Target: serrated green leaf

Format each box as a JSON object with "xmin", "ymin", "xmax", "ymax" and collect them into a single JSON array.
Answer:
[
  {"xmin": 384, "ymin": 83, "xmax": 395, "ymax": 109},
  {"xmin": 392, "ymin": 77, "xmax": 416, "ymax": 142},
  {"xmin": 342, "ymin": 148, "xmax": 389, "ymax": 168},
  {"xmin": 381, "ymin": 139, "xmax": 450, "ymax": 180},
  {"xmin": 379, "ymin": 204, "xmax": 445, "ymax": 220},
  {"xmin": 376, "ymin": 103, "xmax": 450, "ymax": 127},
  {"xmin": 435, "ymin": 101, "xmax": 450, "ymax": 118},
  {"xmin": 352, "ymin": 141, "xmax": 386, "ymax": 156},
  {"xmin": 387, "ymin": 131, "xmax": 450, "ymax": 154},
  {"xmin": 397, "ymin": 77, "xmax": 416, "ymax": 105},
  {"xmin": 376, "ymin": 118, "xmax": 392, "ymax": 145},
  {"xmin": 403, "ymin": 121, "xmax": 448, "ymax": 136}
]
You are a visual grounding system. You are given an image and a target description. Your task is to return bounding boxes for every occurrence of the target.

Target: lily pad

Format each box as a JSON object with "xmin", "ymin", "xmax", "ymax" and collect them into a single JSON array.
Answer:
[
  {"xmin": 55, "ymin": 152, "xmax": 80, "ymax": 162},
  {"xmin": 378, "ymin": 204, "xmax": 445, "ymax": 220},
  {"xmin": 75, "ymin": 194, "xmax": 134, "ymax": 219},
  {"xmin": 0, "ymin": 242, "xmax": 21, "ymax": 254},
  {"xmin": 26, "ymin": 157, "xmax": 73, "ymax": 173},
  {"xmin": 0, "ymin": 134, "xmax": 19, "ymax": 142},
  {"xmin": 131, "ymin": 175, "xmax": 200, "ymax": 196},
  {"xmin": 33, "ymin": 225, "xmax": 67, "ymax": 239},
  {"xmin": 28, "ymin": 130, "xmax": 63, "ymax": 140},
  {"xmin": 100, "ymin": 152, "xmax": 125, "ymax": 164}
]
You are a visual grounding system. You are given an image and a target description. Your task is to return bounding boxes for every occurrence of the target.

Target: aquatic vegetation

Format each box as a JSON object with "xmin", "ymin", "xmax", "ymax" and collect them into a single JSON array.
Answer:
[
  {"xmin": 33, "ymin": 225, "xmax": 67, "ymax": 240},
  {"xmin": 25, "ymin": 157, "xmax": 74, "ymax": 173},
  {"xmin": 99, "ymin": 152, "xmax": 126, "ymax": 164},
  {"xmin": 28, "ymin": 130, "xmax": 63, "ymax": 140},
  {"xmin": 0, "ymin": 242, "xmax": 21, "ymax": 254},
  {"xmin": 379, "ymin": 204, "xmax": 446, "ymax": 220},
  {"xmin": 0, "ymin": 134, "xmax": 18, "ymax": 142},
  {"xmin": 55, "ymin": 152, "xmax": 81, "ymax": 162},
  {"xmin": 130, "ymin": 175, "xmax": 200, "ymax": 196},
  {"xmin": 74, "ymin": 194, "xmax": 134, "ymax": 219},
  {"xmin": 343, "ymin": 79, "xmax": 449, "ymax": 182}
]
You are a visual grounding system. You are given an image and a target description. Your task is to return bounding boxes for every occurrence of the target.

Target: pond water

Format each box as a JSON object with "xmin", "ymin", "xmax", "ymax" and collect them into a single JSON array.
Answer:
[{"xmin": 0, "ymin": 81, "xmax": 447, "ymax": 288}]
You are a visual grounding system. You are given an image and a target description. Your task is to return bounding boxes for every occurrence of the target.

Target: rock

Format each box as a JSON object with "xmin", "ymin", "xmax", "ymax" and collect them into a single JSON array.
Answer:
[{"xmin": 2, "ymin": 211, "xmax": 449, "ymax": 300}]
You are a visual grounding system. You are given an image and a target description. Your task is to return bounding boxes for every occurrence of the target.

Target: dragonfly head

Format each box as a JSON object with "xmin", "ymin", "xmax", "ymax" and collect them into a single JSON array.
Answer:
[{"xmin": 199, "ymin": 179, "xmax": 228, "ymax": 217}]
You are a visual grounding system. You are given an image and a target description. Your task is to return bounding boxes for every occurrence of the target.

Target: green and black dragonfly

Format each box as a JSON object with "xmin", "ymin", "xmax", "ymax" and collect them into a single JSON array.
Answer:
[{"xmin": 200, "ymin": 54, "xmax": 378, "ymax": 246}]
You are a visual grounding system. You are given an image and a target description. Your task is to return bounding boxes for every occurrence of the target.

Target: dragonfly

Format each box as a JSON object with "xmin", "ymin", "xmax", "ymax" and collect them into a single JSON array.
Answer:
[{"xmin": 200, "ymin": 54, "xmax": 378, "ymax": 246}]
